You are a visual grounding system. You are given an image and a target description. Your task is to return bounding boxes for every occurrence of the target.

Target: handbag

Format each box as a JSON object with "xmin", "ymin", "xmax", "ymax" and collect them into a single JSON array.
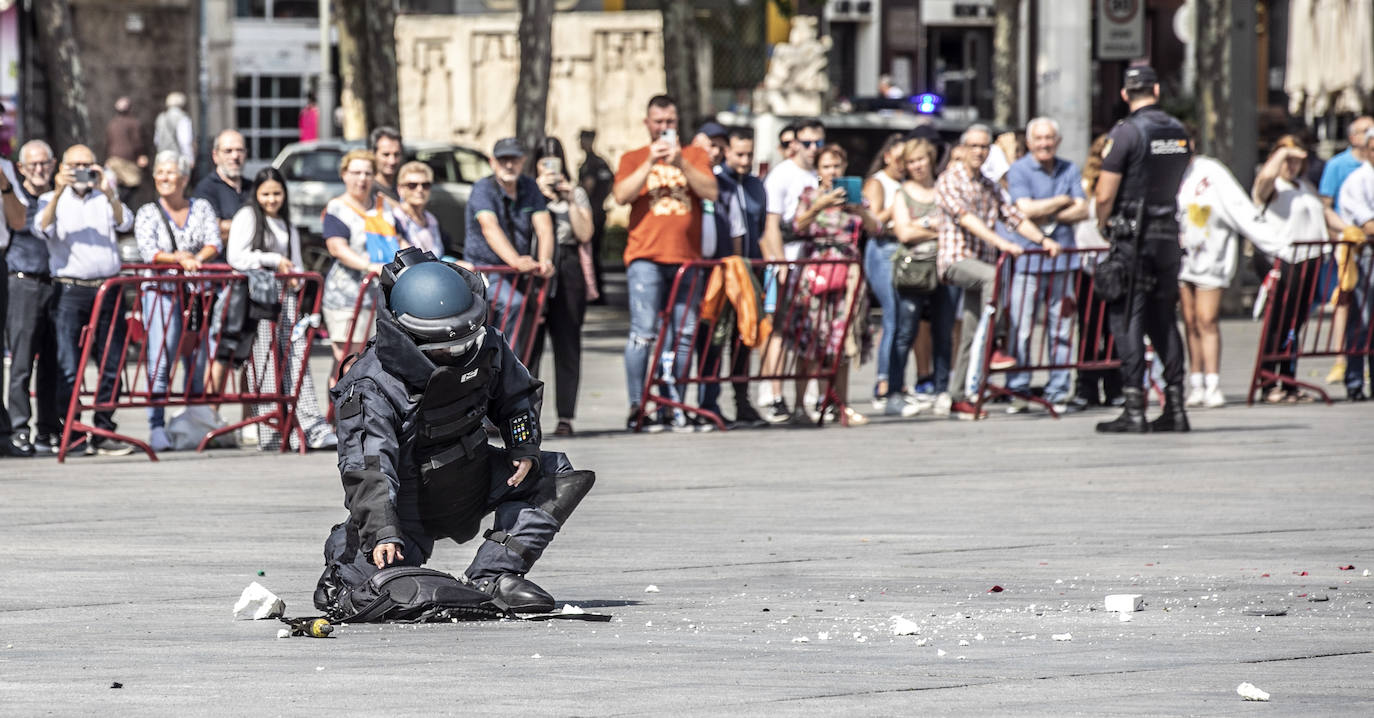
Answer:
[
  {"xmin": 893, "ymin": 240, "xmax": 939, "ymax": 294},
  {"xmin": 803, "ymin": 255, "xmax": 849, "ymax": 295}
]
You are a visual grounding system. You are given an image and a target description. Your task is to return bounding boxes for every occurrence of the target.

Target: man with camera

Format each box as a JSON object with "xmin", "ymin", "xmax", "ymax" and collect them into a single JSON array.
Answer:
[
  {"xmin": 1093, "ymin": 65, "xmax": 1192, "ymax": 434},
  {"xmin": 30, "ymin": 145, "xmax": 136, "ymax": 456}
]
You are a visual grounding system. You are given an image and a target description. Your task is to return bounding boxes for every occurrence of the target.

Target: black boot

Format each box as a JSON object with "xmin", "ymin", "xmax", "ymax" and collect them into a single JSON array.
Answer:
[
  {"xmin": 1095, "ymin": 387, "xmax": 1149, "ymax": 434},
  {"xmin": 475, "ymin": 573, "xmax": 555, "ymax": 613},
  {"xmin": 1150, "ymin": 384, "xmax": 1191, "ymax": 432}
]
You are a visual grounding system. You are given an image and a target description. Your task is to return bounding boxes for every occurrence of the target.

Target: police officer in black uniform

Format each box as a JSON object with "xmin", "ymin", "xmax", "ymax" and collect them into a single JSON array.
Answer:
[
  {"xmin": 1094, "ymin": 66, "xmax": 1192, "ymax": 433},
  {"xmin": 315, "ymin": 247, "xmax": 594, "ymax": 613}
]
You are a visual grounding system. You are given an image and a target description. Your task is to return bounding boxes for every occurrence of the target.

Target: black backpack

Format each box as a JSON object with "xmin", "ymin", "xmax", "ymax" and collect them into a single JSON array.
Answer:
[{"xmin": 318, "ymin": 566, "xmax": 504, "ymax": 623}]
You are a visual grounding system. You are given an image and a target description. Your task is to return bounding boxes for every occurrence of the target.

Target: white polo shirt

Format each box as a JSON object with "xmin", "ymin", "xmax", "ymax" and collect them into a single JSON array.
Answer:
[{"xmin": 31, "ymin": 187, "xmax": 132, "ymax": 280}]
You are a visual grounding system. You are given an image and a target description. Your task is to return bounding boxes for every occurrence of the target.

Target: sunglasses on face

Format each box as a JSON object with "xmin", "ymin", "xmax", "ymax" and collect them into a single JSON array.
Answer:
[
  {"xmin": 797, "ymin": 140, "xmax": 824, "ymax": 149},
  {"xmin": 402, "ymin": 182, "xmax": 432, "ymax": 190}
]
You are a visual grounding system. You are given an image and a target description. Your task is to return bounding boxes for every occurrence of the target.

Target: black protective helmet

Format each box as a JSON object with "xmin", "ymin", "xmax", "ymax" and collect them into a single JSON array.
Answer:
[{"xmin": 381, "ymin": 248, "xmax": 488, "ymax": 358}]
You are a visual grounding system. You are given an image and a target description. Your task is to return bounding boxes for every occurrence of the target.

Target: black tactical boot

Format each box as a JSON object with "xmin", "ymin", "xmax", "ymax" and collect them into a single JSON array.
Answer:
[
  {"xmin": 1095, "ymin": 387, "xmax": 1149, "ymax": 434},
  {"xmin": 1150, "ymin": 384, "xmax": 1191, "ymax": 432},
  {"xmin": 476, "ymin": 573, "xmax": 555, "ymax": 613}
]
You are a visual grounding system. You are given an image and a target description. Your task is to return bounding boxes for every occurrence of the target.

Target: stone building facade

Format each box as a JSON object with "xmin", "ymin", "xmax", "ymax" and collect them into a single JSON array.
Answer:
[{"xmin": 395, "ymin": 11, "xmax": 668, "ymax": 170}]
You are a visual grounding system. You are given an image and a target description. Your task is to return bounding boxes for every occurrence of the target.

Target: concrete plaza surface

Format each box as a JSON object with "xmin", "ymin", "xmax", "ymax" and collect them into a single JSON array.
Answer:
[{"xmin": 2, "ymin": 311, "xmax": 1373, "ymax": 716}]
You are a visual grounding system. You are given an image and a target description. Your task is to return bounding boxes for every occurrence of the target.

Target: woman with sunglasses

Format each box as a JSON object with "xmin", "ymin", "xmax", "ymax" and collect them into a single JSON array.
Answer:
[
  {"xmin": 391, "ymin": 161, "xmax": 450, "ymax": 258},
  {"xmin": 530, "ymin": 137, "xmax": 596, "ymax": 436}
]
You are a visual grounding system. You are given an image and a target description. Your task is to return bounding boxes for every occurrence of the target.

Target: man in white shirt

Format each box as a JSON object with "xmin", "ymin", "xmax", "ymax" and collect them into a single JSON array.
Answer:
[
  {"xmin": 757, "ymin": 119, "xmax": 824, "ymax": 422},
  {"xmin": 31, "ymin": 144, "xmax": 135, "ymax": 456}
]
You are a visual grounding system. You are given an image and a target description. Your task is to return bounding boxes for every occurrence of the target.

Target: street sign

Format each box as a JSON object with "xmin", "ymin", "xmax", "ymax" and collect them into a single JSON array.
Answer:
[{"xmin": 1097, "ymin": 0, "xmax": 1145, "ymax": 60}]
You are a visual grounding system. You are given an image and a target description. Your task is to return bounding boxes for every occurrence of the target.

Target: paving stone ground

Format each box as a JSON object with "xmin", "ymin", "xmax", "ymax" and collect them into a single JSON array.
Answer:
[{"xmin": 2, "ymin": 298, "xmax": 1372, "ymax": 716}]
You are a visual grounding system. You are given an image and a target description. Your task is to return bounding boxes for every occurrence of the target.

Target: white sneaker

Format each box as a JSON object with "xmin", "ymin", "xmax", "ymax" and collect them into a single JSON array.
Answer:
[
  {"xmin": 885, "ymin": 396, "xmax": 921, "ymax": 417},
  {"xmin": 932, "ymin": 392, "xmax": 952, "ymax": 417},
  {"xmin": 1203, "ymin": 387, "xmax": 1226, "ymax": 408},
  {"xmin": 149, "ymin": 426, "xmax": 173, "ymax": 452},
  {"xmin": 1185, "ymin": 386, "xmax": 1206, "ymax": 407}
]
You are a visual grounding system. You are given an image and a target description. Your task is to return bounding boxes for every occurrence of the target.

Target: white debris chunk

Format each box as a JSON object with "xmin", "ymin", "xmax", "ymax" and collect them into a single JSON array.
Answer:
[
  {"xmin": 1052, "ymin": 633, "xmax": 1072, "ymax": 641},
  {"xmin": 817, "ymin": 632, "xmax": 830, "ymax": 641},
  {"xmin": 560, "ymin": 604, "xmax": 586, "ymax": 615},
  {"xmin": 1364, "ymin": 569, "xmax": 1370, "ymax": 577},
  {"xmin": 233, "ymin": 582, "xmax": 285, "ymax": 620},
  {"xmin": 792, "ymin": 636, "xmax": 810, "ymax": 643},
  {"xmin": 958, "ymin": 639, "xmax": 970, "ymax": 646},
  {"xmin": 531, "ymin": 654, "xmax": 542, "ymax": 659},
  {"xmin": 915, "ymin": 637, "xmax": 929, "ymax": 646},
  {"xmin": 275, "ymin": 628, "xmax": 290, "ymax": 639},
  {"xmin": 936, "ymin": 649, "xmax": 947, "ymax": 657},
  {"xmin": 974, "ymin": 633, "xmax": 984, "ymax": 641},
  {"xmin": 891, "ymin": 616, "xmax": 922, "ymax": 636},
  {"xmin": 1118, "ymin": 612, "xmax": 1134, "ymax": 622},
  {"xmin": 1236, "ymin": 682, "xmax": 1270, "ymax": 701},
  {"xmin": 644, "ymin": 585, "xmax": 660, "ymax": 593},
  {"xmin": 1105, "ymin": 594, "xmax": 1143, "ymax": 613}
]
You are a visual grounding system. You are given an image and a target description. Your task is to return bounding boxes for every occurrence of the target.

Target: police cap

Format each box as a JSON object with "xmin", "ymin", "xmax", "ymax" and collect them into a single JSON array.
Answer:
[{"xmin": 1123, "ymin": 65, "xmax": 1158, "ymax": 91}]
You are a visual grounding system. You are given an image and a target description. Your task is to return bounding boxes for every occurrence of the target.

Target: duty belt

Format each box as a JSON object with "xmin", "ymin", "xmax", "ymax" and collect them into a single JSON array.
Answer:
[{"xmin": 9, "ymin": 271, "xmax": 52, "ymax": 282}]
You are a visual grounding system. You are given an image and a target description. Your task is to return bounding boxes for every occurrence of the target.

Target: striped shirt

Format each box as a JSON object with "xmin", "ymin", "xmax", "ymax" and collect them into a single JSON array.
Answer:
[{"xmin": 935, "ymin": 160, "xmax": 1026, "ymax": 275}]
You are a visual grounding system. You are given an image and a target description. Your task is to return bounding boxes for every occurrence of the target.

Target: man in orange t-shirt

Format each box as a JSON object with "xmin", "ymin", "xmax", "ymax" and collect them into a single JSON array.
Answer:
[{"xmin": 613, "ymin": 94, "xmax": 719, "ymax": 430}]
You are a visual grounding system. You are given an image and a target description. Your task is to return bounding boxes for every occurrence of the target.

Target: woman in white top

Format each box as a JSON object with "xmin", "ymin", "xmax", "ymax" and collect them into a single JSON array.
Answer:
[
  {"xmin": 133, "ymin": 151, "xmax": 221, "ymax": 451},
  {"xmin": 1176, "ymin": 153, "xmax": 1288, "ymax": 407},
  {"xmin": 1250, "ymin": 135, "xmax": 1350, "ymax": 403},
  {"xmin": 859, "ymin": 134, "xmax": 907, "ymax": 405},
  {"xmin": 320, "ymin": 149, "xmax": 402, "ymax": 369},
  {"xmin": 218, "ymin": 166, "xmax": 334, "ymax": 450}
]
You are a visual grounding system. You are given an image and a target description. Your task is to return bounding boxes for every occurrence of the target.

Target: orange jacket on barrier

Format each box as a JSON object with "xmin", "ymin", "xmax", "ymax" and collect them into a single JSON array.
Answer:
[{"xmin": 699, "ymin": 257, "xmax": 770, "ymax": 348}]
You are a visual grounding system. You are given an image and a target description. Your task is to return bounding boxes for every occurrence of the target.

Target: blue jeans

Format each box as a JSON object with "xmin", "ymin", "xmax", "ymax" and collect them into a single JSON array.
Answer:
[
  {"xmin": 624, "ymin": 260, "xmax": 699, "ymax": 407},
  {"xmin": 141, "ymin": 289, "xmax": 208, "ymax": 429},
  {"xmin": 487, "ymin": 271, "xmax": 540, "ymax": 362},
  {"xmin": 1005, "ymin": 270, "xmax": 1076, "ymax": 401},
  {"xmin": 864, "ymin": 238, "xmax": 899, "ymax": 389},
  {"xmin": 891, "ymin": 284, "xmax": 958, "ymax": 395},
  {"xmin": 54, "ymin": 282, "xmax": 126, "ymax": 435}
]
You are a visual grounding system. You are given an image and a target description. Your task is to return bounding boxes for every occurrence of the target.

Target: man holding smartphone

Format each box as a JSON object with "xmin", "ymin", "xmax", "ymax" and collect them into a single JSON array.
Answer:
[
  {"xmin": 31, "ymin": 145, "xmax": 136, "ymax": 456},
  {"xmin": 613, "ymin": 94, "xmax": 718, "ymax": 432}
]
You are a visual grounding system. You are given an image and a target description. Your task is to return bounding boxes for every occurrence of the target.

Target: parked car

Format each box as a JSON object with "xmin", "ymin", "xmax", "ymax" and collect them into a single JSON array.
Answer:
[{"xmin": 271, "ymin": 139, "xmax": 492, "ymax": 272}]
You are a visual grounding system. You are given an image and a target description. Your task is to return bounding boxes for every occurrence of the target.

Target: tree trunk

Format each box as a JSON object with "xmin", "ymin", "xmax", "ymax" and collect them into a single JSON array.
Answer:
[
  {"xmin": 516, "ymin": 0, "xmax": 555, "ymax": 154},
  {"xmin": 336, "ymin": 0, "xmax": 400, "ymax": 139},
  {"xmin": 362, "ymin": 0, "xmax": 400, "ymax": 132},
  {"xmin": 659, "ymin": 0, "xmax": 700, "ymax": 131},
  {"xmin": 1195, "ymin": 0, "xmax": 1231, "ymax": 162},
  {"xmin": 992, "ymin": 0, "xmax": 1019, "ymax": 128},
  {"xmin": 32, "ymin": 0, "xmax": 90, "ymax": 152}
]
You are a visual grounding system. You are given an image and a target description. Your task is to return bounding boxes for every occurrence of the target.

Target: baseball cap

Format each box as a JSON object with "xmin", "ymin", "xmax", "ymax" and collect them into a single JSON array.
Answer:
[
  {"xmin": 492, "ymin": 137, "xmax": 525, "ymax": 159},
  {"xmin": 1122, "ymin": 65, "xmax": 1158, "ymax": 91},
  {"xmin": 696, "ymin": 121, "xmax": 728, "ymax": 139}
]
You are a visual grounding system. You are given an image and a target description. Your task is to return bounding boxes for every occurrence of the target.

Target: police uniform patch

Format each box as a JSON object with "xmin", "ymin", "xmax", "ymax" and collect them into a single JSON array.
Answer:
[
  {"xmin": 1102, "ymin": 138, "xmax": 1115, "ymax": 160},
  {"xmin": 509, "ymin": 414, "xmax": 534, "ymax": 444}
]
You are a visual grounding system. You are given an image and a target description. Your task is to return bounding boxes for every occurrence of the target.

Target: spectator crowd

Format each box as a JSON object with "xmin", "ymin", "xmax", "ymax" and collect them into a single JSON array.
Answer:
[{"xmin": 2, "ymin": 88, "xmax": 1370, "ymax": 459}]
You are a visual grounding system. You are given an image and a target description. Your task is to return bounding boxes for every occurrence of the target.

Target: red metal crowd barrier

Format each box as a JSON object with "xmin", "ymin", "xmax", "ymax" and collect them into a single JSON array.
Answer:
[
  {"xmin": 1247, "ymin": 240, "xmax": 1373, "ymax": 405},
  {"xmin": 971, "ymin": 248, "xmax": 1121, "ymax": 418},
  {"xmin": 630, "ymin": 257, "xmax": 866, "ymax": 432},
  {"xmin": 57, "ymin": 266, "xmax": 324, "ymax": 461}
]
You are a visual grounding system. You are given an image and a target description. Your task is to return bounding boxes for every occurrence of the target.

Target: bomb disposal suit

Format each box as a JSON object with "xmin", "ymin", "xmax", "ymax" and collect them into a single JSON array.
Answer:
[{"xmin": 314, "ymin": 248, "xmax": 593, "ymax": 613}]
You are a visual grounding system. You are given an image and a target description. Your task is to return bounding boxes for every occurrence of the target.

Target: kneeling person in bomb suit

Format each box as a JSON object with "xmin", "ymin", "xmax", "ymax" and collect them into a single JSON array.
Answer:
[{"xmin": 315, "ymin": 247, "xmax": 593, "ymax": 615}]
